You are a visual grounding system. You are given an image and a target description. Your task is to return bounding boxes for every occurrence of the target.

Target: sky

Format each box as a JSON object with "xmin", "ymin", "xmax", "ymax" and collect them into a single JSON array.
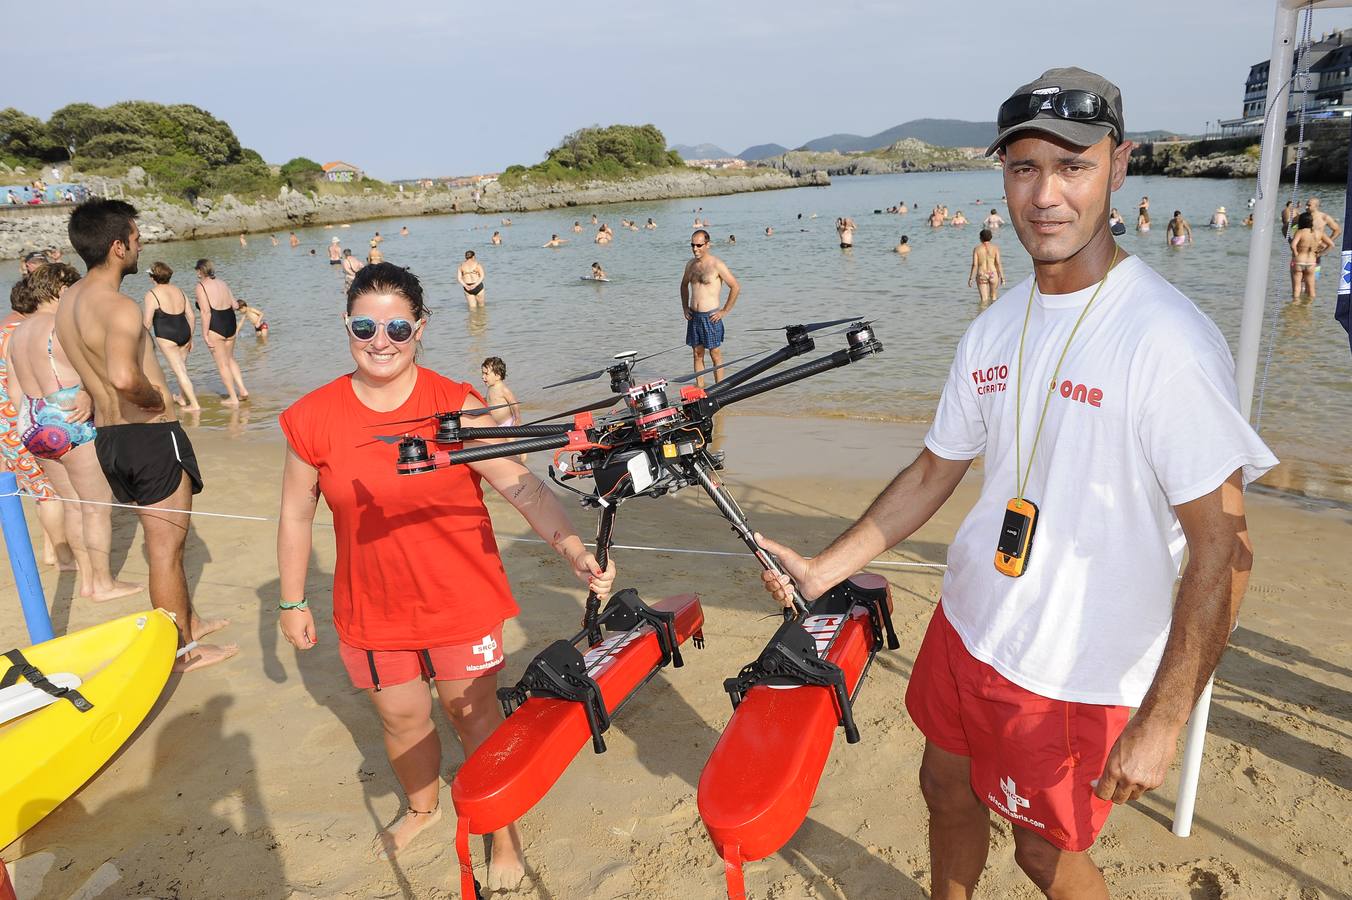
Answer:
[{"xmin": 7, "ymin": 0, "xmax": 1352, "ymax": 181}]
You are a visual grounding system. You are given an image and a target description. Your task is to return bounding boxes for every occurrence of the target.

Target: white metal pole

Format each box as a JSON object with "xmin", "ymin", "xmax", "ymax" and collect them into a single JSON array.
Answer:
[{"xmin": 1174, "ymin": 0, "xmax": 1301, "ymax": 840}]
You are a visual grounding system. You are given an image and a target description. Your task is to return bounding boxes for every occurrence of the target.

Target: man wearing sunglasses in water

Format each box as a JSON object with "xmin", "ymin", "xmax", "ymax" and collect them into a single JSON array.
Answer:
[
  {"xmin": 756, "ymin": 67, "xmax": 1275, "ymax": 897},
  {"xmin": 679, "ymin": 228, "xmax": 740, "ymax": 387}
]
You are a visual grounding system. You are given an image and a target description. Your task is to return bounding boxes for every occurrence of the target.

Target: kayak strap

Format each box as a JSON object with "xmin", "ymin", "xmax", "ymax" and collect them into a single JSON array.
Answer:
[
  {"xmin": 722, "ymin": 843, "xmax": 747, "ymax": 900},
  {"xmin": 496, "ymin": 588, "xmax": 694, "ymax": 755},
  {"xmin": 455, "ymin": 816, "xmax": 484, "ymax": 900},
  {"xmin": 0, "ymin": 649, "xmax": 93, "ymax": 712}
]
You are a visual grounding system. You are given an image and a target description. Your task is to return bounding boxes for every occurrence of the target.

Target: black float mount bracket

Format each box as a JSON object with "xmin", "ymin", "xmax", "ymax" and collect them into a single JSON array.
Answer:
[{"xmin": 497, "ymin": 588, "xmax": 692, "ymax": 754}]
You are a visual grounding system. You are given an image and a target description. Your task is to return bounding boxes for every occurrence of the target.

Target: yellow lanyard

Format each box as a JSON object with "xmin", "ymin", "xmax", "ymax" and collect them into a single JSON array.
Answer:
[{"xmin": 1013, "ymin": 247, "xmax": 1119, "ymax": 501}]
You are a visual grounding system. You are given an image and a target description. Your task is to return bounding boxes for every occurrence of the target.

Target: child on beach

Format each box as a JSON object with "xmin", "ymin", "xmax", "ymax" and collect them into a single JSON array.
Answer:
[{"xmin": 481, "ymin": 356, "xmax": 524, "ymax": 462}]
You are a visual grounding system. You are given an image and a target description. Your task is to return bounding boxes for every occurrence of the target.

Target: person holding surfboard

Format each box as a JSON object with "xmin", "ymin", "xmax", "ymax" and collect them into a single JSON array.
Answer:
[
  {"xmin": 276, "ymin": 263, "xmax": 615, "ymax": 889},
  {"xmin": 756, "ymin": 67, "xmax": 1275, "ymax": 898}
]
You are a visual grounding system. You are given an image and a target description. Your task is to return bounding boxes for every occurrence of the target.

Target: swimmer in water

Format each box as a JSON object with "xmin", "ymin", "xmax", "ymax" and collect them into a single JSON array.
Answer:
[
  {"xmin": 590, "ymin": 262, "xmax": 608, "ymax": 281},
  {"xmin": 491, "ymin": 231, "xmax": 502, "ymax": 246},
  {"xmin": 895, "ymin": 235, "xmax": 911, "ymax": 255},
  {"xmin": 543, "ymin": 234, "xmax": 569, "ymax": 248}
]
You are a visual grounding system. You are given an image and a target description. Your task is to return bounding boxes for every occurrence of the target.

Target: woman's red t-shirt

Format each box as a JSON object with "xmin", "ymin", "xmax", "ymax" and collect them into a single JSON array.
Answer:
[{"xmin": 279, "ymin": 367, "xmax": 520, "ymax": 650}]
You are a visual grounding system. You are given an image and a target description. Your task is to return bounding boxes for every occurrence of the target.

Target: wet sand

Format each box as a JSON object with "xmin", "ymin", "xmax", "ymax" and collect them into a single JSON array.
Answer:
[{"xmin": 1, "ymin": 415, "xmax": 1349, "ymax": 899}]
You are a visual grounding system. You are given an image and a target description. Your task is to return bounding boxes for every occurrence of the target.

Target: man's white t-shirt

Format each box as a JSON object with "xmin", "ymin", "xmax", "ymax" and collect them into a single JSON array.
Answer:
[{"xmin": 924, "ymin": 255, "xmax": 1277, "ymax": 707}]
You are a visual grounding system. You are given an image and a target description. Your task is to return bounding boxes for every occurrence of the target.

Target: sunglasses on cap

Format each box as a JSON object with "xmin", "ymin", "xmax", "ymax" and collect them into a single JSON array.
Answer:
[
  {"xmin": 344, "ymin": 315, "xmax": 421, "ymax": 344},
  {"xmin": 997, "ymin": 89, "xmax": 1122, "ymax": 141}
]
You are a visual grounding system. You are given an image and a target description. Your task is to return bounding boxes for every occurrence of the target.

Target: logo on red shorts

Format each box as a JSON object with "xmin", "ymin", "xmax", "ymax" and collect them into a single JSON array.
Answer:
[{"xmin": 989, "ymin": 775, "xmax": 1046, "ymax": 830}]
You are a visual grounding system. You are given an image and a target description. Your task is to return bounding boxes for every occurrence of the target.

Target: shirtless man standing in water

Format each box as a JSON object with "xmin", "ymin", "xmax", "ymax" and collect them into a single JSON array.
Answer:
[
  {"xmin": 680, "ymin": 229, "xmax": 740, "ymax": 387},
  {"xmin": 459, "ymin": 250, "xmax": 486, "ymax": 307},
  {"xmin": 55, "ymin": 199, "xmax": 236, "ymax": 671},
  {"xmin": 967, "ymin": 228, "xmax": 1005, "ymax": 304},
  {"xmin": 837, "ymin": 216, "xmax": 856, "ymax": 249}
]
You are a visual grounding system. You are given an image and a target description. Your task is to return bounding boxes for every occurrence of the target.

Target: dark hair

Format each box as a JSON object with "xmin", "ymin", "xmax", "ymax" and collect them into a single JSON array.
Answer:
[
  {"xmin": 1297, "ymin": 210, "xmax": 1315, "ymax": 230},
  {"xmin": 591, "ymin": 261, "xmax": 601, "ymax": 268},
  {"xmin": 67, "ymin": 198, "xmax": 138, "ymax": 268},
  {"xmin": 346, "ymin": 262, "xmax": 430, "ymax": 320},
  {"xmin": 9, "ymin": 278, "xmax": 37, "ymax": 314},
  {"xmin": 465, "ymin": 250, "xmax": 476, "ymax": 259},
  {"xmin": 979, "ymin": 228, "xmax": 993, "ymax": 242},
  {"xmin": 1173, "ymin": 210, "xmax": 1181, "ymax": 217},
  {"xmin": 900, "ymin": 235, "xmax": 909, "ymax": 244},
  {"xmin": 691, "ymin": 229, "xmax": 711, "ymax": 244},
  {"xmin": 27, "ymin": 263, "xmax": 81, "ymax": 302},
  {"xmin": 195, "ymin": 258, "xmax": 215, "ymax": 277},
  {"xmin": 149, "ymin": 261, "xmax": 173, "ymax": 284},
  {"xmin": 482, "ymin": 356, "xmax": 506, "ymax": 378}
]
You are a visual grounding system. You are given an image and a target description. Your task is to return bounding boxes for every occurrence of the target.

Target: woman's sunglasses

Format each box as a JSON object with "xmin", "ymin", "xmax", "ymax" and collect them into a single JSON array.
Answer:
[{"xmin": 344, "ymin": 315, "xmax": 420, "ymax": 344}]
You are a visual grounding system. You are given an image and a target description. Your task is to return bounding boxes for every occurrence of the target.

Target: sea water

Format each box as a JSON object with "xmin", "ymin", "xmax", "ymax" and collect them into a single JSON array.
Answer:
[{"xmin": 5, "ymin": 172, "xmax": 1348, "ymax": 501}]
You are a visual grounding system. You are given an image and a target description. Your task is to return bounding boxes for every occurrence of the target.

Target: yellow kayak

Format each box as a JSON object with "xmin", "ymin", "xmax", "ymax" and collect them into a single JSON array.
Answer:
[{"xmin": 0, "ymin": 609, "xmax": 177, "ymax": 849}]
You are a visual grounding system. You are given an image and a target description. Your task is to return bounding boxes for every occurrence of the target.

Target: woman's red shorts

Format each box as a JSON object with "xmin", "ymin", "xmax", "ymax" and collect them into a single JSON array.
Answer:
[{"xmin": 338, "ymin": 624, "xmax": 506, "ymax": 691}]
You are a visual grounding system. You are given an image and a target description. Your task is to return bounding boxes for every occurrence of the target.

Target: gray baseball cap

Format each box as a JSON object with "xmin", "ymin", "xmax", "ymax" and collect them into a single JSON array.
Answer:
[{"xmin": 987, "ymin": 67, "xmax": 1125, "ymax": 156}]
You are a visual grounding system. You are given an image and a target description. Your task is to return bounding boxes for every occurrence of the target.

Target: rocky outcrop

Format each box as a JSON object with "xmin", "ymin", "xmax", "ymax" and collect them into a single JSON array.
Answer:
[
  {"xmin": 755, "ymin": 140, "xmax": 994, "ymax": 178},
  {"xmin": 1128, "ymin": 140, "xmax": 1260, "ymax": 178},
  {"xmin": 0, "ymin": 168, "xmax": 824, "ymax": 260}
]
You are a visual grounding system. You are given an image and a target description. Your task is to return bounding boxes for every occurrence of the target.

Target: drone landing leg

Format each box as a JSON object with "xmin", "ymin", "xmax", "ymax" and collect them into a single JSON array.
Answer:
[
  {"xmin": 582, "ymin": 504, "xmax": 617, "ymax": 646},
  {"xmin": 688, "ymin": 455, "xmax": 808, "ymax": 617}
]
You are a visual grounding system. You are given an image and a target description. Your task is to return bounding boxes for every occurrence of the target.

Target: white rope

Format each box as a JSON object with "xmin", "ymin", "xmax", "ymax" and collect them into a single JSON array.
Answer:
[
  {"xmin": 498, "ymin": 535, "xmax": 948, "ymax": 570},
  {"xmin": 4, "ymin": 487, "xmax": 947, "ymax": 570},
  {"xmin": 9, "ymin": 489, "xmax": 272, "ymax": 522}
]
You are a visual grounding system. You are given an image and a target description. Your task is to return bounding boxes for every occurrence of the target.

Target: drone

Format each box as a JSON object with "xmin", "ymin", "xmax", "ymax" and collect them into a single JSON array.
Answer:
[{"xmin": 378, "ymin": 317, "xmax": 900, "ymax": 900}]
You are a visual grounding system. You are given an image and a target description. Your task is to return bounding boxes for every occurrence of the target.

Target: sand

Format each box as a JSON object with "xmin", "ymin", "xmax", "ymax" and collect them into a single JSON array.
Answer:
[{"xmin": 1, "ymin": 414, "xmax": 1349, "ymax": 899}]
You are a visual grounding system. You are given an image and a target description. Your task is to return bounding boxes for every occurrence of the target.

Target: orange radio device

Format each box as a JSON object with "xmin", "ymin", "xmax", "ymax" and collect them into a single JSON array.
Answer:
[{"xmin": 995, "ymin": 498, "xmax": 1039, "ymax": 577}]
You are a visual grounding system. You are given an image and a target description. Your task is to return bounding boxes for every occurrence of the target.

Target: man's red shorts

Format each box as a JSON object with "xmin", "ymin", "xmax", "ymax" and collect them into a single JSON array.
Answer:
[
  {"xmin": 338, "ymin": 624, "xmax": 506, "ymax": 691},
  {"xmin": 905, "ymin": 603, "xmax": 1130, "ymax": 852}
]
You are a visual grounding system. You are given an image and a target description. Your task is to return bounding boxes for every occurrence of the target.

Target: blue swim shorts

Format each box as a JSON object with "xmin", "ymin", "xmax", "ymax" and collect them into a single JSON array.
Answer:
[{"xmin": 685, "ymin": 311, "xmax": 725, "ymax": 349}]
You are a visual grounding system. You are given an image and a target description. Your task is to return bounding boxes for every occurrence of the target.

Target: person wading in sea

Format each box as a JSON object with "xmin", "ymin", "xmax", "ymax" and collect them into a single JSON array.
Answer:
[
  {"xmin": 679, "ymin": 229, "xmax": 739, "ymax": 387},
  {"xmin": 458, "ymin": 250, "xmax": 486, "ymax": 307},
  {"xmin": 968, "ymin": 228, "xmax": 1005, "ymax": 305}
]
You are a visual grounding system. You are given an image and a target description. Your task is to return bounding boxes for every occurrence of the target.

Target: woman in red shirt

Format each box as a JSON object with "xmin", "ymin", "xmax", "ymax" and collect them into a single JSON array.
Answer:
[{"xmin": 277, "ymin": 264, "xmax": 614, "ymax": 888}]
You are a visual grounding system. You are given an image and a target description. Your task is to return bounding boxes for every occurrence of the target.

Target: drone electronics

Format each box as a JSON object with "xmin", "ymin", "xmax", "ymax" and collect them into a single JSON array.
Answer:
[{"xmin": 384, "ymin": 321, "xmax": 893, "ymax": 900}]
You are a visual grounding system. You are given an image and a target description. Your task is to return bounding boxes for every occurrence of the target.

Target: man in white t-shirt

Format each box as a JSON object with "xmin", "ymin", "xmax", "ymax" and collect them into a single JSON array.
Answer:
[{"xmin": 756, "ymin": 67, "xmax": 1276, "ymax": 898}]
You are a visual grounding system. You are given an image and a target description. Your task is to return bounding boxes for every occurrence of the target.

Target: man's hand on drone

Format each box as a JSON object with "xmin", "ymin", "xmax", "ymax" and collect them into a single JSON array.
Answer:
[{"xmin": 754, "ymin": 533, "xmax": 822, "ymax": 604}]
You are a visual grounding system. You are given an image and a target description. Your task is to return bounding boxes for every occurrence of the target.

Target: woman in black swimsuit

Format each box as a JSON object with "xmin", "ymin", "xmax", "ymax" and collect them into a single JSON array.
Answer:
[
  {"xmin": 194, "ymin": 259, "xmax": 249, "ymax": 407},
  {"xmin": 143, "ymin": 262, "xmax": 200, "ymax": 411}
]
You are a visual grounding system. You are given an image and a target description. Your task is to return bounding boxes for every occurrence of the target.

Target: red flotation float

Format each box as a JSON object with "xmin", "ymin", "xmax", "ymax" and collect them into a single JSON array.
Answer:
[
  {"xmin": 452, "ymin": 591, "xmax": 704, "ymax": 899},
  {"xmin": 698, "ymin": 573, "xmax": 896, "ymax": 899}
]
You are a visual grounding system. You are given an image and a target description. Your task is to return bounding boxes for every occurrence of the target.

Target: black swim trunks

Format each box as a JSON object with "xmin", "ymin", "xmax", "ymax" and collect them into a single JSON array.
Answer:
[
  {"xmin": 95, "ymin": 421, "xmax": 204, "ymax": 506},
  {"xmin": 466, "ymin": 282, "xmax": 485, "ymax": 296},
  {"xmin": 840, "ymin": 242, "xmax": 852, "ymax": 249}
]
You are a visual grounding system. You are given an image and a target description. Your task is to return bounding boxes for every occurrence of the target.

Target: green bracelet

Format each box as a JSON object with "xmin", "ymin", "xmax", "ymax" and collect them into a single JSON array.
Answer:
[{"xmin": 279, "ymin": 599, "xmax": 309, "ymax": 611}]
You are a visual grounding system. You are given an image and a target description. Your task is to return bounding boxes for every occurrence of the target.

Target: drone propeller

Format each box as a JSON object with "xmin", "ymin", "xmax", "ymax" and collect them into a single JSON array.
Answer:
[
  {"xmin": 541, "ymin": 344, "xmax": 685, "ymax": 390},
  {"xmin": 671, "ymin": 349, "xmax": 770, "ymax": 384},
  {"xmin": 369, "ymin": 402, "xmax": 518, "ymax": 430},
  {"xmin": 746, "ymin": 316, "xmax": 860, "ymax": 334},
  {"xmin": 525, "ymin": 394, "xmax": 625, "ymax": 425}
]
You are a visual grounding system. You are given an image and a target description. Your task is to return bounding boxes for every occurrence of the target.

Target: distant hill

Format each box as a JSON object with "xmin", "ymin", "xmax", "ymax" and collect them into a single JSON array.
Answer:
[
  {"xmin": 739, "ymin": 142, "xmax": 790, "ymax": 161},
  {"xmin": 671, "ymin": 143, "xmax": 733, "ymax": 160},
  {"xmin": 798, "ymin": 119, "xmax": 998, "ymax": 152}
]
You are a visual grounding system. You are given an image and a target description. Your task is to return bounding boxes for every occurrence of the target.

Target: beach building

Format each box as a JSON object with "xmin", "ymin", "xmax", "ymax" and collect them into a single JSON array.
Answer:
[
  {"xmin": 321, "ymin": 161, "xmax": 364, "ymax": 182},
  {"xmin": 1222, "ymin": 27, "xmax": 1352, "ymax": 135}
]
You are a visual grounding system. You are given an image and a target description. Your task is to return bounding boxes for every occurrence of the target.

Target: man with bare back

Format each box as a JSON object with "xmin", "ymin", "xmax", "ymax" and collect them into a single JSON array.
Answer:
[
  {"xmin": 680, "ymin": 229, "xmax": 740, "ymax": 387},
  {"xmin": 55, "ymin": 199, "xmax": 236, "ymax": 672}
]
